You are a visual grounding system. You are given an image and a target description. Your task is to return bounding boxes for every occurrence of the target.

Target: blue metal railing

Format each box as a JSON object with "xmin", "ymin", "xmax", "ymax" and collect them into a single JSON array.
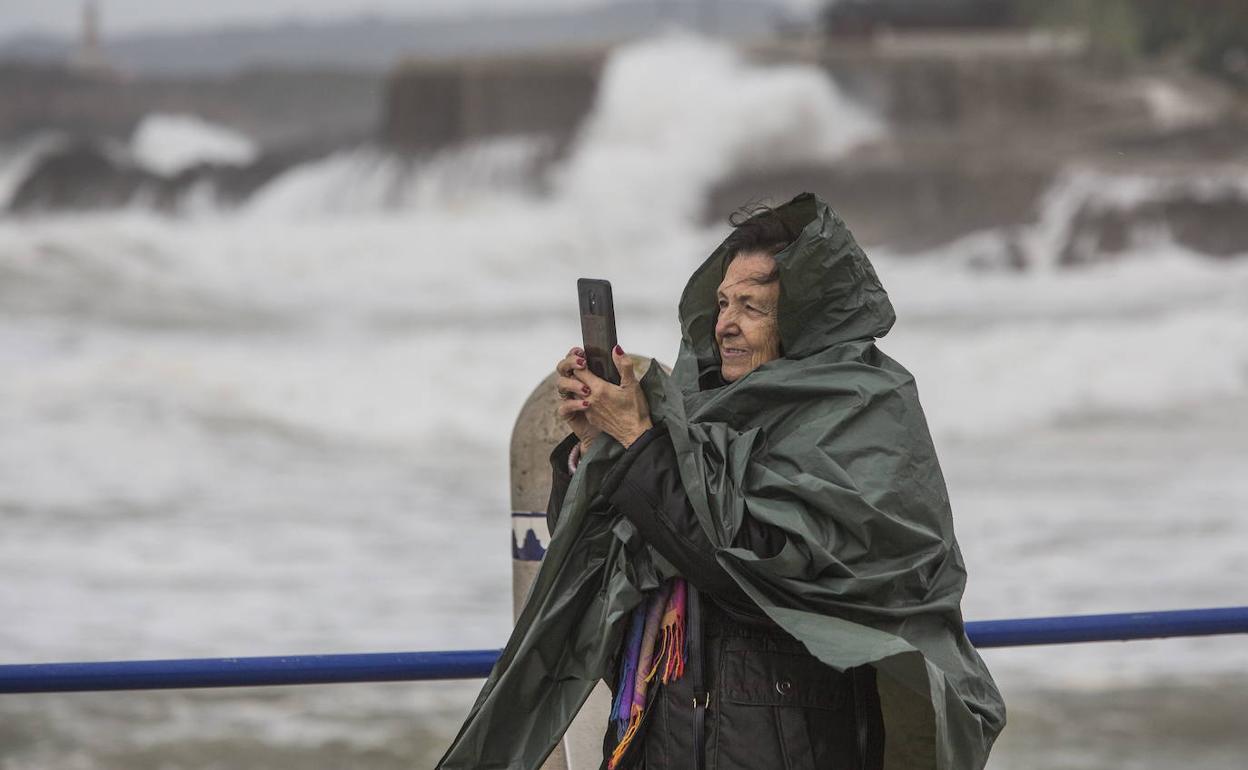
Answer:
[
  {"xmin": 963, "ymin": 605, "xmax": 1248, "ymax": 648},
  {"xmin": 2, "ymin": 605, "xmax": 1245, "ymax": 695},
  {"xmin": 0, "ymin": 650, "xmax": 499, "ymax": 694}
]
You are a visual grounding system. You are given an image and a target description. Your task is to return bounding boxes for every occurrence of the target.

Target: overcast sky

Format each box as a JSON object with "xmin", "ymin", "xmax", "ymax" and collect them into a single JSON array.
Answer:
[{"xmin": 2, "ymin": 0, "xmax": 819, "ymax": 40}]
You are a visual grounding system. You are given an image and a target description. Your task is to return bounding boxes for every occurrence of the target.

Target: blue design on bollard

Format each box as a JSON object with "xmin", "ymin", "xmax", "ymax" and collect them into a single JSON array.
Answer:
[{"xmin": 511, "ymin": 511, "xmax": 549, "ymax": 561}]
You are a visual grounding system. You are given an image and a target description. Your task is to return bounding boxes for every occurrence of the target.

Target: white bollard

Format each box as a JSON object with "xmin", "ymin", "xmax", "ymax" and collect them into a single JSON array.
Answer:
[{"xmin": 509, "ymin": 356, "xmax": 657, "ymax": 770}]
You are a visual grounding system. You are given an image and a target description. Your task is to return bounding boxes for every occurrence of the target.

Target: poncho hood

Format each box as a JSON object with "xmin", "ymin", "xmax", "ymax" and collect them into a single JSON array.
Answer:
[
  {"xmin": 679, "ymin": 192, "xmax": 896, "ymax": 387},
  {"xmin": 438, "ymin": 193, "xmax": 1005, "ymax": 770}
]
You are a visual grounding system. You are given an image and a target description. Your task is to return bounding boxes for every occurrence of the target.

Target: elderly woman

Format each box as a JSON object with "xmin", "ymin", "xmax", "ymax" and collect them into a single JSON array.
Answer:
[{"xmin": 438, "ymin": 193, "xmax": 1006, "ymax": 770}]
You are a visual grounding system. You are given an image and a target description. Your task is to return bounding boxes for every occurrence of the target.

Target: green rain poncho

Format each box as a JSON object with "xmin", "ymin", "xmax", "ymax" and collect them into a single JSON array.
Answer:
[{"xmin": 438, "ymin": 192, "xmax": 1006, "ymax": 769}]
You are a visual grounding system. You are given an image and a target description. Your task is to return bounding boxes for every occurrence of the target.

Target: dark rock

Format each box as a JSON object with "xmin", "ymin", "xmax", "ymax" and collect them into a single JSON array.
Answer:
[
  {"xmin": 1163, "ymin": 194, "xmax": 1248, "ymax": 257},
  {"xmin": 1059, "ymin": 191, "xmax": 1248, "ymax": 265},
  {"xmin": 7, "ymin": 139, "xmax": 314, "ymax": 213},
  {"xmin": 9, "ymin": 140, "xmax": 152, "ymax": 210}
]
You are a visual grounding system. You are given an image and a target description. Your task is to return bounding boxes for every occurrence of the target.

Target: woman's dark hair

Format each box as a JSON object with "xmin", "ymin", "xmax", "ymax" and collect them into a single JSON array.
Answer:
[{"xmin": 720, "ymin": 203, "xmax": 796, "ymax": 283}]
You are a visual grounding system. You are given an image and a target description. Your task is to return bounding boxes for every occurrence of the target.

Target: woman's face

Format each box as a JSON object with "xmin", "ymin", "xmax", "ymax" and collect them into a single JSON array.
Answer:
[{"xmin": 715, "ymin": 252, "xmax": 782, "ymax": 382}]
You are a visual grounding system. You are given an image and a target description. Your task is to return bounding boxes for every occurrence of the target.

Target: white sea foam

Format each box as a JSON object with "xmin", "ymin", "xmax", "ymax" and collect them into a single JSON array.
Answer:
[
  {"xmin": 130, "ymin": 113, "xmax": 258, "ymax": 176},
  {"xmin": 247, "ymin": 136, "xmax": 553, "ymax": 218},
  {"xmin": 553, "ymin": 32, "xmax": 883, "ymax": 224}
]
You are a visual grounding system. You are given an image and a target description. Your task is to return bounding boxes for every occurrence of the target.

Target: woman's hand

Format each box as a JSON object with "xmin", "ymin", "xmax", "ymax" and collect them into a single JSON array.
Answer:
[
  {"xmin": 555, "ymin": 347, "xmax": 603, "ymax": 452},
  {"xmin": 560, "ymin": 345, "xmax": 653, "ymax": 449}
]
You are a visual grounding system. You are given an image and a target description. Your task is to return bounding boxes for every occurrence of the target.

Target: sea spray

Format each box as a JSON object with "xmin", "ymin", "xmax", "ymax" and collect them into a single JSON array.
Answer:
[{"xmin": 130, "ymin": 113, "xmax": 259, "ymax": 176}]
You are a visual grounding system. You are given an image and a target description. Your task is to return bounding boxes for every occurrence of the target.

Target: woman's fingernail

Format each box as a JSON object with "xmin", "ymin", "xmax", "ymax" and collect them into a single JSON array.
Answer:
[
  {"xmin": 582, "ymin": 400, "xmax": 590, "ymax": 407},
  {"xmin": 582, "ymin": 386, "xmax": 590, "ymax": 395},
  {"xmin": 576, "ymin": 357, "xmax": 585, "ymax": 366},
  {"xmin": 613, "ymin": 344, "xmax": 623, "ymax": 355}
]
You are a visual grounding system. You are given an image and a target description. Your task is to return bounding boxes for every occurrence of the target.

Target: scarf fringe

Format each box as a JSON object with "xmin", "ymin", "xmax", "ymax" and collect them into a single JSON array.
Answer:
[
  {"xmin": 608, "ymin": 578, "xmax": 688, "ymax": 768},
  {"xmin": 664, "ymin": 611, "xmax": 685, "ymax": 682},
  {"xmin": 645, "ymin": 612, "xmax": 685, "ymax": 683},
  {"xmin": 606, "ymin": 705, "xmax": 643, "ymax": 770}
]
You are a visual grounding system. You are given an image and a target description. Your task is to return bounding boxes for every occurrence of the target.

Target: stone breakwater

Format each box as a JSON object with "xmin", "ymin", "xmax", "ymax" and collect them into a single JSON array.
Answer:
[{"xmin": 380, "ymin": 48, "xmax": 604, "ymax": 154}]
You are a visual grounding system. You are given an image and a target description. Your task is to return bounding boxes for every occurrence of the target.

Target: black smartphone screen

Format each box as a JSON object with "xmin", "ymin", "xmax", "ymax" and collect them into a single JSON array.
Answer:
[{"xmin": 577, "ymin": 278, "xmax": 620, "ymax": 385}]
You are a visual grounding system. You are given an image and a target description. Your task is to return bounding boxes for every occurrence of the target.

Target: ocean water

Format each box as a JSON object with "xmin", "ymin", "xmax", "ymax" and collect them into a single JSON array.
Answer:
[{"xmin": 2, "ymin": 35, "xmax": 1247, "ymax": 769}]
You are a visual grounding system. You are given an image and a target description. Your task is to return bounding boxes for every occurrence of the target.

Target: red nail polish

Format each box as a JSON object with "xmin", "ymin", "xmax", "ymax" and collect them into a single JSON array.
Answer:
[
  {"xmin": 582, "ymin": 386, "xmax": 590, "ymax": 395},
  {"xmin": 582, "ymin": 400, "xmax": 590, "ymax": 407},
  {"xmin": 614, "ymin": 344, "xmax": 623, "ymax": 355},
  {"xmin": 576, "ymin": 357, "xmax": 585, "ymax": 366}
]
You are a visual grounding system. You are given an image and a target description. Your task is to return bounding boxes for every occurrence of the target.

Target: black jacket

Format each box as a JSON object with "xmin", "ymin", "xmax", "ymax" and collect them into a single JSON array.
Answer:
[{"xmin": 547, "ymin": 425, "xmax": 885, "ymax": 770}]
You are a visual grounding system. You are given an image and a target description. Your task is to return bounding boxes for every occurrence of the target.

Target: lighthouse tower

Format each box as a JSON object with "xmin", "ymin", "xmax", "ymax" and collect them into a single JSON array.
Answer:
[{"xmin": 71, "ymin": 1, "xmax": 117, "ymax": 77}]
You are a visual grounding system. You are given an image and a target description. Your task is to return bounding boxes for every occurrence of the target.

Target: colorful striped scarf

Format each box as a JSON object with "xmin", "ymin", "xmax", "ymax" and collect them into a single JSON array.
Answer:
[{"xmin": 606, "ymin": 577, "xmax": 687, "ymax": 769}]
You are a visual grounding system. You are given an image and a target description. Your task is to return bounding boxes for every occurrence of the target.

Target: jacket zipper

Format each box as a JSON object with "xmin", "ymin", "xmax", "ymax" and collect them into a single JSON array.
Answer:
[{"xmin": 688, "ymin": 585, "xmax": 707, "ymax": 770}]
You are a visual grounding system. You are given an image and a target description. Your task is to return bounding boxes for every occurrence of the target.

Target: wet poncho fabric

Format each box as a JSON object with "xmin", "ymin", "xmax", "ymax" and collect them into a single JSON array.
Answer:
[{"xmin": 437, "ymin": 192, "xmax": 1006, "ymax": 770}]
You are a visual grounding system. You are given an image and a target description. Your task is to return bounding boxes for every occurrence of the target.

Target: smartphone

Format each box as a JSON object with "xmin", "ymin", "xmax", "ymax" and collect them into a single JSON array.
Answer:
[{"xmin": 577, "ymin": 278, "xmax": 620, "ymax": 385}]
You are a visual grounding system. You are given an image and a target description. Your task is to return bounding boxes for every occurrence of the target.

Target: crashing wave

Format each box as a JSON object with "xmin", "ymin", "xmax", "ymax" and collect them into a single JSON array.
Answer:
[{"xmin": 130, "ymin": 113, "xmax": 259, "ymax": 176}]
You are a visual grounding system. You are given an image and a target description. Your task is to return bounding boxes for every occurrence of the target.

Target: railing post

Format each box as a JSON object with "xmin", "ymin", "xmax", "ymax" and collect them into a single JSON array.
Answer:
[
  {"xmin": 508, "ymin": 369, "xmax": 591, "ymax": 770},
  {"xmin": 508, "ymin": 355, "xmax": 660, "ymax": 770}
]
